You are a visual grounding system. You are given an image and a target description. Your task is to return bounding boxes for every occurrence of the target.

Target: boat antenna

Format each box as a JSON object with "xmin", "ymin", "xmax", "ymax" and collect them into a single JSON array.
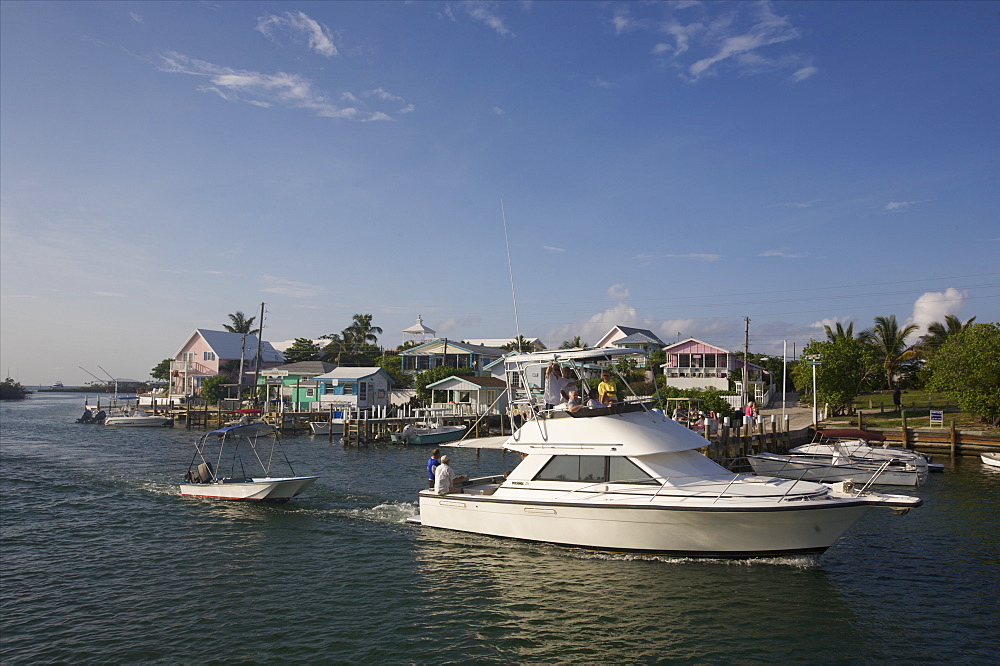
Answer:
[{"xmin": 501, "ymin": 199, "xmax": 522, "ymax": 343}]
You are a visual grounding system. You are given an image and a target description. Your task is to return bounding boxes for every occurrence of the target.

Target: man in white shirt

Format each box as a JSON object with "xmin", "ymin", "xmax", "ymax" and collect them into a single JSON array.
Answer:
[{"xmin": 433, "ymin": 455, "xmax": 467, "ymax": 495}]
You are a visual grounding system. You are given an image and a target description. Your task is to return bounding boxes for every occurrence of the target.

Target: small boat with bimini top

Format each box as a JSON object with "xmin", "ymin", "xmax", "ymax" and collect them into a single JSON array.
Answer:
[
  {"xmin": 791, "ymin": 428, "xmax": 942, "ymax": 473},
  {"xmin": 413, "ymin": 348, "xmax": 922, "ymax": 558},
  {"xmin": 179, "ymin": 425, "xmax": 316, "ymax": 501},
  {"xmin": 746, "ymin": 450, "xmax": 927, "ymax": 487}
]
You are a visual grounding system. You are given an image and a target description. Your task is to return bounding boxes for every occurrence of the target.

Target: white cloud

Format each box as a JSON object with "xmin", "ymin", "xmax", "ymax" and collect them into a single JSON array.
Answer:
[
  {"xmin": 158, "ymin": 52, "xmax": 409, "ymax": 122},
  {"xmin": 910, "ymin": 288, "xmax": 968, "ymax": 337},
  {"xmin": 256, "ymin": 11, "xmax": 337, "ymax": 57},
  {"xmin": 92, "ymin": 291, "xmax": 126, "ymax": 298},
  {"xmin": 442, "ymin": 2, "xmax": 512, "ymax": 36},
  {"xmin": 885, "ymin": 201, "xmax": 919, "ymax": 212},
  {"xmin": 792, "ymin": 65, "xmax": 818, "ymax": 81},
  {"xmin": 129, "ymin": 11, "xmax": 144, "ymax": 25},
  {"xmin": 772, "ymin": 201, "xmax": 815, "ymax": 208},
  {"xmin": 607, "ymin": 284, "xmax": 630, "ymax": 301},
  {"xmin": 758, "ymin": 248, "xmax": 806, "ymax": 258},
  {"xmin": 543, "ymin": 246, "xmax": 566, "ymax": 253}
]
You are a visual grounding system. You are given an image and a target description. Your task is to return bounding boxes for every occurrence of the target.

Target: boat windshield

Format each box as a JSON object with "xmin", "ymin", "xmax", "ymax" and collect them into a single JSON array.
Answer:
[{"xmin": 534, "ymin": 455, "xmax": 659, "ymax": 485}]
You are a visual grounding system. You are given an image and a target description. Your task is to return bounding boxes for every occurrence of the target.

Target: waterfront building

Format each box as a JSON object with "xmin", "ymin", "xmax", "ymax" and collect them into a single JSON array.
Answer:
[
  {"xmin": 460, "ymin": 337, "xmax": 546, "ymax": 352},
  {"xmin": 311, "ymin": 367, "xmax": 395, "ymax": 412},
  {"xmin": 259, "ymin": 361, "xmax": 337, "ymax": 411},
  {"xmin": 170, "ymin": 329, "xmax": 284, "ymax": 396},
  {"xmin": 398, "ymin": 339, "xmax": 505, "ymax": 376},
  {"xmin": 660, "ymin": 338, "xmax": 771, "ymax": 405},
  {"xmin": 424, "ymin": 375, "xmax": 508, "ymax": 414},
  {"xmin": 595, "ymin": 325, "xmax": 666, "ymax": 367},
  {"xmin": 402, "ymin": 315, "xmax": 436, "ymax": 345}
]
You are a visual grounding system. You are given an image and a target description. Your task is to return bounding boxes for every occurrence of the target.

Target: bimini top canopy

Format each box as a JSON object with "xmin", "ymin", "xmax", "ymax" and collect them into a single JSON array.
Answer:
[{"xmin": 504, "ymin": 347, "xmax": 644, "ymax": 367}]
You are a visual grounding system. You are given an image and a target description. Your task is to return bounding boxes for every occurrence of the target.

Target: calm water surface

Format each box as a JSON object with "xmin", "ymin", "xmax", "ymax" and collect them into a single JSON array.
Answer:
[{"xmin": 2, "ymin": 394, "xmax": 998, "ymax": 663}]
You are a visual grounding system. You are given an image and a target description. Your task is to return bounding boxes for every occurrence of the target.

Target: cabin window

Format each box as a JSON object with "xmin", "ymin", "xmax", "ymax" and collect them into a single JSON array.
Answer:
[
  {"xmin": 203, "ymin": 351, "xmax": 216, "ymax": 361},
  {"xmin": 305, "ymin": 388, "xmax": 314, "ymax": 398},
  {"xmin": 678, "ymin": 354, "xmax": 690, "ymax": 368},
  {"xmin": 181, "ymin": 352, "xmax": 194, "ymax": 363},
  {"xmin": 343, "ymin": 384, "xmax": 354, "ymax": 395},
  {"xmin": 534, "ymin": 455, "xmax": 656, "ymax": 484},
  {"xmin": 417, "ymin": 356, "xmax": 430, "ymax": 370},
  {"xmin": 359, "ymin": 382, "xmax": 367, "ymax": 400}
]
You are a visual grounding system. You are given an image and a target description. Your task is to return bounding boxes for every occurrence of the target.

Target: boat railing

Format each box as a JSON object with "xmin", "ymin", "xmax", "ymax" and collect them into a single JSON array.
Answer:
[{"xmin": 545, "ymin": 471, "xmax": 824, "ymax": 503}]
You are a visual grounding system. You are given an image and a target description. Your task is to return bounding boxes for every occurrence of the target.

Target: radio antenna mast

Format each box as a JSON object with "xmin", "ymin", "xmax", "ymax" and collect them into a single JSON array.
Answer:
[{"xmin": 501, "ymin": 199, "xmax": 522, "ymax": 343}]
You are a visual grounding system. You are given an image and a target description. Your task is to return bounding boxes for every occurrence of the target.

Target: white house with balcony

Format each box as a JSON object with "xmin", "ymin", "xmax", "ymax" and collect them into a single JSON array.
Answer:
[{"xmin": 170, "ymin": 329, "xmax": 284, "ymax": 396}]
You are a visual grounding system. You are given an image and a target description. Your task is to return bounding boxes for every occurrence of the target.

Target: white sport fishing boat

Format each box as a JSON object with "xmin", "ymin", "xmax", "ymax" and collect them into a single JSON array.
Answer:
[
  {"xmin": 179, "ymin": 424, "xmax": 316, "ymax": 502},
  {"xmin": 791, "ymin": 429, "xmax": 942, "ymax": 473},
  {"xmin": 414, "ymin": 348, "xmax": 922, "ymax": 557}
]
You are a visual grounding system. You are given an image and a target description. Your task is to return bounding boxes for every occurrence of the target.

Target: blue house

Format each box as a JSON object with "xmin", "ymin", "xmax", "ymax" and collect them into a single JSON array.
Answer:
[{"xmin": 311, "ymin": 367, "xmax": 394, "ymax": 412}]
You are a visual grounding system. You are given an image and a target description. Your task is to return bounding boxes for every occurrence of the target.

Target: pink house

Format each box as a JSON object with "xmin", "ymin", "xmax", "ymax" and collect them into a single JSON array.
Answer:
[
  {"xmin": 171, "ymin": 329, "xmax": 284, "ymax": 395},
  {"xmin": 660, "ymin": 338, "xmax": 765, "ymax": 393}
]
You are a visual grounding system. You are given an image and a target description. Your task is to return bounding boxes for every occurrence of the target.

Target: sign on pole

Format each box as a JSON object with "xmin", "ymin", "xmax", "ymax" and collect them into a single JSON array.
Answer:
[{"xmin": 930, "ymin": 410, "xmax": 944, "ymax": 427}]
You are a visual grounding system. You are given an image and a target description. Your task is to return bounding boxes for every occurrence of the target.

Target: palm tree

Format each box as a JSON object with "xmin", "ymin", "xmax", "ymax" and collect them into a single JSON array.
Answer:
[
  {"xmin": 320, "ymin": 333, "xmax": 347, "ymax": 365},
  {"xmin": 859, "ymin": 315, "xmax": 919, "ymax": 390},
  {"xmin": 920, "ymin": 315, "xmax": 976, "ymax": 351},
  {"xmin": 224, "ymin": 311, "xmax": 259, "ymax": 336},
  {"xmin": 823, "ymin": 321, "xmax": 855, "ymax": 341},
  {"xmin": 345, "ymin": 314, "xmax": 383, "ymax": 346},
  {"xmin": 559, "ymin": 336, "xmax": 588, "ymax": 349}
]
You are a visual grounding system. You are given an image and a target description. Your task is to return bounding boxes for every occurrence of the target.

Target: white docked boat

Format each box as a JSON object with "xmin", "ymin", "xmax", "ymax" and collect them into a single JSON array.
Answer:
[
  {"xmin": 179, "ymin": 425, "xmax": 316, "ymax": 502},
  {"xmin": 104, "ymin": 408, "xmax": 174, "ymax": 427},
  {"xmin": 392, "ymin": 409, "xmax": 467, "ymax": 445},
  {"xmin": 981, "ymin": 452, "xmax": 1000, "ymax": 468},
  {"xmin": 308, "ymin": 404, "xmax": 351, "ymax": 435},
  {"xmin": 746, "ymin": 451, "xmax": 927, "ymax": 487},
  {"xmin": 792, "ymin": 429, "xmax": 943, "ymax": 472},
  {"xmin": 414, "ymin": 348, "xmax": 922, "ymax": 557}
]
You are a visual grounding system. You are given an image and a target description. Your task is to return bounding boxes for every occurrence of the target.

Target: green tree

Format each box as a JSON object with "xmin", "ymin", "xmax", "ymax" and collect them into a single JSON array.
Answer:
[
  {"xmin": 920, "ymin": 314, "xmax": 976, "ymax": 352},
  {"xmin": 344, "ymin": 314, "xmax": 383, "ymax": 347},
  {"xmin": 283, "ymin": 338, "xmax": 321, "ymax": 364},
  {"xmin": 792, "ymin": 337, "xmax": 880, "ymax": 415},
  {"xmin": 926, "ymin": 323, "xmax": 1000, "ymax": 426},
  {"xmin": 150, "ymin": 359, "xmax": 172, "ymax": 381},
  {"xmin": 199, "ymin": 375, "xmax": 232, "ymax": 404},
  {"xmin": 414, "ymin": 366, "xmax": 475, "ymax": 404},
  {"xmin": 0, "ymin": 377, "xmax": 30, "ymax": 400},
  {"xmin": 823, "ymin": 321, "xmax": 855, "ymax": 341},
  {"xmin": 376, "ymin": 354, "xmax": 412, "ymax": 388},
  {"xmin": 859, "ymin": 315, "xmax": 919, "ymax": 390},
  {"xmin": 559, "ymin": 336, "xmax": 588, "ymax": 349},
  {"xmin": 224, "ymin": 311, "xmax": 259, "ymax": 336},
  {"xmin": 501, "ymin": 335, "xmax": 532, "ymax": 352}
]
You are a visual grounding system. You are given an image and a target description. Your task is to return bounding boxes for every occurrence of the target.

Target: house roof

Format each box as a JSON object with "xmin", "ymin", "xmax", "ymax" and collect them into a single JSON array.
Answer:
[
  {"xmin": 426, "ymin": 375, "xmax": 507, "ymax": 389},
  {"xmin": 597, "ymin": 325, "xmax": 665, "ymax": 348},
  {"xmin": 400, "ymin": 339, "xmax": 506, "ymax": 357},
  {"xmin": 262, "ymin": 361, "xmax": 337, "ymax": 376},
  {"xmin": 178, "ymin": 329, "xmax": 284, "ymax": 363},
  {"xmin": 403, "ymin": 315, "xmax": 436, "ymax": 335},
  {"xmin": 313, "ymin": 367, "xmax": 393, "ymax": 384},
  {"xmin": 613, "ymin": 331, "xmax": 663, "ymax": 346},
  {"xmin": 662, "ymin": 337, "xmax": 730, "ymax": 353}
]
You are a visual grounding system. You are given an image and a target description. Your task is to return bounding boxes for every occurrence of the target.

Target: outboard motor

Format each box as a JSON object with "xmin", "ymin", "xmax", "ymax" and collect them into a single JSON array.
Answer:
[
  {"xmin": 77, "ymin": 409, "xmax": 93, "ymax": 424},
  {"xmin": 93, "ymin": 410, "xmax": 107, "ymax": 424}
]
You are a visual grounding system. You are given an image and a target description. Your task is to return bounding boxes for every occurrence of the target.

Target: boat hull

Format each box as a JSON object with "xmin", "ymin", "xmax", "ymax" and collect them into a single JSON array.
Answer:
[
  {"xmin": 417, "ymin": 492, "xmax": 872, "ymax": 556},
  {"xmin": 179, "ymin": 476, "xmax": 318, "ymax": 502},
  {"xmin": 981, "ymin": 452, "xmax": 1000, "ymax": 468},
  {"xmin": 397, "ymin": 426, "xmax": 467, "ymax": 446},
  {"xmin": 747, "ymin": 453, "xmax": 926, "ymax": 487},
  {"xmin": 309, "ymin": 421, "xmax": 344, "ymax": 435},
  {"xmin": 104, "ymin": 416, "xmax": 174, "ymax": 427}
]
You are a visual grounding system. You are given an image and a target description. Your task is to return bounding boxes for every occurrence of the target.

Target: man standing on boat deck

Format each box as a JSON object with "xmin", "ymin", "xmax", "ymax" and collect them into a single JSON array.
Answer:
[
  {"xmin": 427, "ymin": 448, "xmax": 442, "ymax": 488},
  {"xmin": 434, "ymin": 455, "xmax": 466, "ymax": 494},
  {"xmin": 544, "ymin": 362, "xmax": 568, "ymax": 410}
]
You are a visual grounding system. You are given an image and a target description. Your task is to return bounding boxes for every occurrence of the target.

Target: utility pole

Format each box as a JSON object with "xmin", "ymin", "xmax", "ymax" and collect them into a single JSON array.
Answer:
[{"xmin": 743, "ymin": 316, "xmax": 750, "ymax": 407}]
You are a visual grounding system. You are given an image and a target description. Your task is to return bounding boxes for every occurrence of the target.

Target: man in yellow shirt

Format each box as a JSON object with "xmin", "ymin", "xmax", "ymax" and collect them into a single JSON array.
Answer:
[{"xmin": 598, "ymin": 372, "xmax": 617, "ymax": 404}]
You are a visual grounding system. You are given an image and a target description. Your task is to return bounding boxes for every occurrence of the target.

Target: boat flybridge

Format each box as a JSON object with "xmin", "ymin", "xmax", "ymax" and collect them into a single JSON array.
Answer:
[{"xmin": 415, "ymin": 348, "xmax": 922, "ymax": 558}]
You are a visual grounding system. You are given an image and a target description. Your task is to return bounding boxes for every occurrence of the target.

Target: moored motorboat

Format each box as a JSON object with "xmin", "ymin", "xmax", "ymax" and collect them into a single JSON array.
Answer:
[
  {"xmin": 793, "ymin": 429, "xmax": 943, "ymax": 472},
  {"xmin": 746, "ymin": 451, "xmax": 927, "ymax": 487},
  {"xmin": 414, "ymin": 348, "xmax": 922, "ymax": 557},
  {"xmin": 104, "ymin": 408, "xmax": 174, "ymax": 427},
  {"xmin": 981, "ymin": 452, "xmax": 1000, "ymax": 468},
  {"xmin": 392, "ymin": 410, "xmax": 467, "ymax": 445},
  {"xmin": 179, "ymin": 426, "xmax": 316, "ymax": 502}
]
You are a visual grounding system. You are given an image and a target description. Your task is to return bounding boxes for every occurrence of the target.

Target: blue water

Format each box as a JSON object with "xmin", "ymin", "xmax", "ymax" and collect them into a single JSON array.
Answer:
[{"xmin": 2, "ymin": 394, "xmax": 998, "ymax": 663}]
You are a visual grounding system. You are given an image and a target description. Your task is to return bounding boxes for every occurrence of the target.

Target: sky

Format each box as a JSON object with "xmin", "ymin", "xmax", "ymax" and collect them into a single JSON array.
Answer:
[{"xmin": 2, "ymin": 1, "xmax": 998, "ymax": 385}]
